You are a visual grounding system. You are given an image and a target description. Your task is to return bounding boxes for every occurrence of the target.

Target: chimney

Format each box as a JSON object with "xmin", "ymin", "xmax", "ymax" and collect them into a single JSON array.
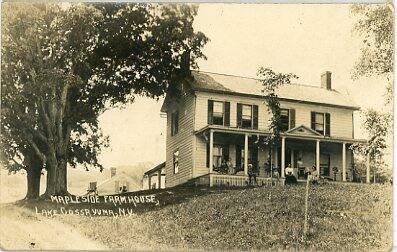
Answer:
[
  {"xmin": 180, "ymin": 50, "xmax": 191, "ymax": 77},
  {"xmin": 321, "ymin": 71, "xmax": 332, "ymax": 90},
  {"xmin": 110, "ymin": 167, "xmax": 116, "ymax": 178}
]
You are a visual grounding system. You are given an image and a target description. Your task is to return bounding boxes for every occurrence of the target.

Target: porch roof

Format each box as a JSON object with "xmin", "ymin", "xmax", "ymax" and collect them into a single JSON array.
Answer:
[
  {"xmin": 194, "ymin": 125, "xmax": 367, "ymax": 144},
  {"xmin": 144, "ymin": 162, "xmax": 166, "ymax": 176}
]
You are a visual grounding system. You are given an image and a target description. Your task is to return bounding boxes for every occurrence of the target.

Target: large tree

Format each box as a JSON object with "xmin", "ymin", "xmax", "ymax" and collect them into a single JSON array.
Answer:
[
  {"xmin": 1, "ymin": 3, "xmax": 208, "ymax": 198},
  {"xmin": 351, "ymin": 4, "xmax": 393, "ymax": 181}
]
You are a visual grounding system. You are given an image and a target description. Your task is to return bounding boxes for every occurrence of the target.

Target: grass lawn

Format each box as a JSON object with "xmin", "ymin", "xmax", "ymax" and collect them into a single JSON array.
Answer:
[{"xmin": 12, "ymin": 182, "xmax": 392, "ymax": 251}]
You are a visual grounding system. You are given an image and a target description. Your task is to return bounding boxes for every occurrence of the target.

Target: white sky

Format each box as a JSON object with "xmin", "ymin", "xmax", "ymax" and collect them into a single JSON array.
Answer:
[{"xmin": 98, "ymin": 4, "xmax": 390, "ymax": 168}]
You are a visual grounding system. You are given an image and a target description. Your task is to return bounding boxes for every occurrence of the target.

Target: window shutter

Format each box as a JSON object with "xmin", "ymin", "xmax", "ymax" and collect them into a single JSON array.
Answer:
[
  {"xmin": 253, "ymin": 105, "xmax": 259, "ymax": 129},
  {"xmin": 311, "ymin": 112, "xmax": 315, "ymax": 130},
  {"xmin": 289, "ymin": 109, "xmax": 296, "ymax": 129},
  {"xmin": 237, "ymin": 103, "xmax": 242, "ymax": 127},
  {"xmin": 206, "ymin": 143, "xmax": 210, "ymax": 168},
  {"xmin": 325, "ymin": 113, "xmax": 331, "ymax": 136},
  {"xmin": 236, "ymin": 145, "xmax": 242, "ymax": 171},
  {"xmin": 224, "ymin": 102, "xmax": 230, "ymax": 126},
  {"xmin": 208, "ymin": 100, "xmax": 213, "ymax": 125}
]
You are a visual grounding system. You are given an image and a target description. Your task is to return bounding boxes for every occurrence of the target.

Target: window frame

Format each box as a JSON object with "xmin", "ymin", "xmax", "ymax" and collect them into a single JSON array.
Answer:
[
  {"xmin": 212, "ymin": 101, "xmax": 224, "ymax": 126},
  {"xmin": 314, "ymin": 112, "xmax": 325, "ymax": 135},
  {"xmin": 173, "ymin": 149, "xmax": 179, "ymax": 174},
  {"xmin": 280, "ymin": 108, "xmax": 290, "ymax": 132},
  {"xmin": 171, "ymin": 110, "xmax": 179, "ymax": 136},
  {"xmin": 241, "ymin": 104, "xmax": 253, "ymax": 129}
]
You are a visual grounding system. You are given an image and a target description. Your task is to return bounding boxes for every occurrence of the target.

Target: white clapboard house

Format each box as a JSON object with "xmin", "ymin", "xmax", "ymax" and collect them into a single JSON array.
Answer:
[{"xmin": 160, "ymin": 69, "xmax": 368, "ymax": 187}]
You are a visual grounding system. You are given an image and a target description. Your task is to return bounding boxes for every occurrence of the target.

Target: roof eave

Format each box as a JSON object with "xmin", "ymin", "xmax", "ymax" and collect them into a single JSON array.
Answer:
[{"xmin": 193, "ymin": 87, "xmax": 361, "ymax": 111}]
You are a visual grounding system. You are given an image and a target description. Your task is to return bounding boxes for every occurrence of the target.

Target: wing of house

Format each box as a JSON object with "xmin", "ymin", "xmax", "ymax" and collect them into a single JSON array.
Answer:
[{"xmin": 160, "ymin": 70, "xmax": 368, "ymax": 187}]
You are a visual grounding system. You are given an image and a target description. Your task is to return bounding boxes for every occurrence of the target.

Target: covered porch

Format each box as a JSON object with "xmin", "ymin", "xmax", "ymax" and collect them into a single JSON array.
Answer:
[{"xmin": 195, "ymin": 125, "xmax": 368, "ymax": 186}]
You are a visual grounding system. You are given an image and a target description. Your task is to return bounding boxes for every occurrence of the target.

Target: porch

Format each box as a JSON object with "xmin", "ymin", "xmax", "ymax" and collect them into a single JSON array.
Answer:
[{"xmin": 195, "ymin": 125, "xmax": 368, "ymax": 186}]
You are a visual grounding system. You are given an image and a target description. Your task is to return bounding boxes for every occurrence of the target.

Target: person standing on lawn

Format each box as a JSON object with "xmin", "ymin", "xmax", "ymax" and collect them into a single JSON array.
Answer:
[{"xmin": 248, "ymin": 163, "xmax": 257, "ymax": 185}]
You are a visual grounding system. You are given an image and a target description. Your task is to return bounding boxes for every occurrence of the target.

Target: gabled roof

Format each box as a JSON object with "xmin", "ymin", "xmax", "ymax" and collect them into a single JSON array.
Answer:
[
  {"xmin": 285, "ymin": 125, "xmax": 323, "ymax": 136},
  {"xmin": 144, "ymin": 162, "xmax": 166, "ymax": 176},
  {"xmin": 189, "ymin": 71, "xmax": 360, "ymax": 110}
]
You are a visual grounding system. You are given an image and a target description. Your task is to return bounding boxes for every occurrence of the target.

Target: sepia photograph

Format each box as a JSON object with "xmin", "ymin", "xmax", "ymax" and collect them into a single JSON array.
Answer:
[{"xmin": 0, "ymin": 2, "xmax": 393, "ymax": 251}]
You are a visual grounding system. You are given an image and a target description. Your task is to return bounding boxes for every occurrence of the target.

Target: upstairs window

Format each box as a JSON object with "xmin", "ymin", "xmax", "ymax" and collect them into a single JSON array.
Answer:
[
  {"xmin": 242, "ymin": 105, "xmax": 252, "ymax": 128},
  {"xmin": 173, "ymin": 150, "xmax": 179, "ymax": 174},
  {"xmin": 171, "ymin": 111, "xmax": 179, "ymax": 136},
  {"xmin": 311, "ymin": 112, "xmax": 330, "ymax": 136},
  {"xmin": 237, "ymin": 103, "xmax": 258, "ymax": 129},
  {"xmin": 314, "ymin": 113, "xmax": 324, "ymax": 135},
  {"xmin": 280, "ymin": 109, "xmax": 290, "ymax": 132},
  {"xmin": 208, "ymin": 100, "xmax": 230, "ymax": 126},
  {"xmin": 212, "ymin": 101, "xmax": 224, "ymax": 125}
]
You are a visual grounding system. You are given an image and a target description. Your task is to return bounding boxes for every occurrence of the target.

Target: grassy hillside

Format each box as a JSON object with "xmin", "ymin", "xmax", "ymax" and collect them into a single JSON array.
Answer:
[{"xmin": 50, "ymin": 182, "xmax": 392, "ymax": 251}]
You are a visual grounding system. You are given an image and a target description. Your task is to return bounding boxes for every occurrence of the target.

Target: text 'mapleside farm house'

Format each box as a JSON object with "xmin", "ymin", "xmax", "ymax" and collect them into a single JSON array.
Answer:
[{"xmin": 153, "ymin": 66, "xmax": 370, "ymax": 188}]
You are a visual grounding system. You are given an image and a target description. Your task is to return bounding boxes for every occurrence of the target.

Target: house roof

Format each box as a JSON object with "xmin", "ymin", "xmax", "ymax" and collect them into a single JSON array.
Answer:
[
  {"xmin": 96, "ymin": 172, "xmax": 142, "ymax": 193},
  {"xmin": 144, "ymin": 162, "xmax": 166, "ymax": 176},
  {"xmin": 188, "ymin": 71, "xmax": 360, "ymax": 110}
]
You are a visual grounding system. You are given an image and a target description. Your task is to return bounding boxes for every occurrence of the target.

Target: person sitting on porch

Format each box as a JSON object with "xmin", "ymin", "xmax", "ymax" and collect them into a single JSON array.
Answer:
[
  {"xmin": 226, "ymin": 158, "xmax": 234, "ymax": 174},
  {"xmin": 248, "ymin": 163, "xmax": 257, "ymax": 185},
  {"xmin": 304, "ymin": 166, "xmax": 312, "ymax": 179},
  {"xmin": 273, "ymin": 166, "xmax": 280, "ymax": 178},
  {"xmin": 285, "ymin": 164, "xmax": 293, "ymax": 176},
  {"xmin": 264, "ymin": 161, "xmax": 271, "ymax": 178}
]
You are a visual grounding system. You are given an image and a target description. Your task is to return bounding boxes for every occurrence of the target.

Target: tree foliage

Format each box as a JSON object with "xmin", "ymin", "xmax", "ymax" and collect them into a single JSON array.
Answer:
[
  {"xmin": 351, "ymin": 4, "xmax": 393, "ymax": 78},
  {"xmin": 1, "ymin": 3, "xmax": 208, "ymax": 198},
  {"xmin": 257, "ymin": 67, "xmax": 298, "ymax": 172}
]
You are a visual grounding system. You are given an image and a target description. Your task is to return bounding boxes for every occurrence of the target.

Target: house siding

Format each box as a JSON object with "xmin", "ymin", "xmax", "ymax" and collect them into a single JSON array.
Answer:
[
  {"xmin": 193, "ymin": 91, "xmax": 355, "ymax": 180},
  {"xmin": 165, "ymin": 92, "xmax": 195, "ymax": 187},
  {"xmin": 194, "ymin": 91, "xmax": 354, "ymax": 139}
]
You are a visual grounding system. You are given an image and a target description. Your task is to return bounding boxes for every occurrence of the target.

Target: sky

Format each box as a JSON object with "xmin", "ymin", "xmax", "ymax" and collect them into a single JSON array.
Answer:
[{"xmin": 97, "ymin": 4, "xmax": 390, "ymax": 169}]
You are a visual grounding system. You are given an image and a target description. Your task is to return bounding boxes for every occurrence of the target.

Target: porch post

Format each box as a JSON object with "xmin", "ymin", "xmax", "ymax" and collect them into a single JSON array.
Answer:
[
  {"xmin": 316, "ymin": 140, "xmax": 320, "ymax": 174},
  {"xmin": 366, "ymin": 151, "xmax": 370, "ymax": 183},
  {"xmin": 148, "ymin": 175, "xmax": 151, "ymax": 189},
  {"xmin": 342, "ymin": 142, "xmax": 346, "ymax": 182},
  {"xmin": 209, "ymin": 130, "xmax": 214, "ymax": 186},
  {"xmin": 244, "ymin": 133, "xmax": 249, "ymax": 175},
  {"xmin": 281, "ymin": 136, "xmax": 286, "ymax": 178},
  {"xmin": 157, "ymin": 170, "xmax": 162, "ymax": 189}
]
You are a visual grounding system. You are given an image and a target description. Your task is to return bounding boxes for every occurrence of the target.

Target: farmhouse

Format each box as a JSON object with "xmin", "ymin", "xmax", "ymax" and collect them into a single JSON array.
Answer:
[{"xmin": 160, "ymin": 68, "xmax": 368, "ymax": 187}]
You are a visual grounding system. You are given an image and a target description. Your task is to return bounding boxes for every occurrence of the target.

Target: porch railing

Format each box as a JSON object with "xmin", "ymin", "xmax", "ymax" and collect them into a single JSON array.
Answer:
[{"xmin": 210, "ymin": 173, "xmax": 282, "ymax": 187}]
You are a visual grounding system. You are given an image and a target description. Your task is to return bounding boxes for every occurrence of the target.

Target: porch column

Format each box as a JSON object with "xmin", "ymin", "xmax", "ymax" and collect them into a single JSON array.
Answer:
[
  {"xmin": 209, "ymin": 130, "xmax": 214, "ymax": 187},
  {"xmin": 366, "ymin": 151, "xmax": 371, "ymax": 183},
  {"xmin": 281, "ymin": 137, "xmax": 286, "ymax": 178},
  {"xmin": 157, "ymin": 170, "xmax": 162, "ymax": 189},
  {"xmin": 244, "ymin": 133, "xmax": 249, "ymax": 175},
  {"xmin": 148, "ymin": 175, "xmax": 151, "ymax": 189},
  {"xmin": 316, "ymin": 140, "xmax": 320, "ymax": 174},
  {"xmin": 342, "ymin": 142, "xmax": 346, "ymax": 182}
]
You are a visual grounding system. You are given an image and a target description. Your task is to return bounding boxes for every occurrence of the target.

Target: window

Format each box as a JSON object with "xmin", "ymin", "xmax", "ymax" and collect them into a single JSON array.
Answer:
[
  {"xmin": 213, "ymin": 145, "xmax": 223, "ymax": 168},
  {"xmin": 212, "ymin": 101, "xmax": 224, "ymax": 125},
  {"xmin": 242, "ymin": 105, "xmax": 252, "ymax": 128},
  {"xmin": 173, "ymin": 150, "xmax": 179, "ymax": 174},
  {"xmin": 314, "ymin": 112, "xmax": 324, "ymax": 135},
  {"xmin": 280, "ymin": 109, "xmax": 289, "ymax": 132},
  {"xmin": 171, "ymin": 111, "xmax": 179, "ymax": 136}
]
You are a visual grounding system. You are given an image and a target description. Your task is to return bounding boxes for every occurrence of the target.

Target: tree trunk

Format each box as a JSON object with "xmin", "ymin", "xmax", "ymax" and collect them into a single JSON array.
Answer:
[
  {"xmin": 42, "ymin": 157, "xmax": 69, "ymax": 198},
  {"xmin": 25, "ymin": 167, "xmax": 41, "ymax": 199},
  {"xmin": 25, "ymin": 158, "xmax": 42, "ymax": 200}
]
